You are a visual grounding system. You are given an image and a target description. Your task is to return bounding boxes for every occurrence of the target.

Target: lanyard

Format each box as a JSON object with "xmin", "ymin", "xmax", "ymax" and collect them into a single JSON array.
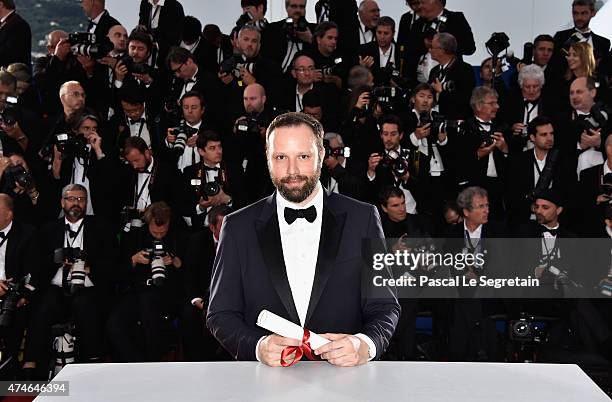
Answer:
[
  {"xmin": 65, "ymin": 220, "xmax": 85, "ymax": 249},
  {"xmin": 72, "ymin": 154, "xmax": 89, "ymax": 183},
  {"xmin": 150, "ymin": 5, "xmax": 161, "ymax": 27},
  {"xmin": 134, "ymin": 174, "xmax": 151, "ymax": 208},
  {"xmin": 296, "ymin": 92, "xmax": 303, "ymax": 112},
  {"xmin": 382, "ymin": 45, "xmax": 394, "ymax": 68},
  {"xmin": 524, "ymin": 102, "xmax": 538, "ymax": 124}
]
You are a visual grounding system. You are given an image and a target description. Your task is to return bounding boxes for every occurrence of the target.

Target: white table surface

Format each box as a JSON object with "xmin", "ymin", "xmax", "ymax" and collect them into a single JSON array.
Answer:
[{"xmin": 34, "ymin": 361, "xmax": 610, "ymax": 402}]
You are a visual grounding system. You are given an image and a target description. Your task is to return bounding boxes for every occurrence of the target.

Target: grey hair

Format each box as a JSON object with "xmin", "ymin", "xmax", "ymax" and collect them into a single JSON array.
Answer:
[
  {"xmin": 358, "ymin": 0, "xmax": 375, "ymax": 12},
  {"xmin": 62, "ymin": 184, "xmax": 88, "ymax": 198},
  {"xmin": 470, "ymin": 86, "xmax": 498, "ymax": 112},
  {"xmin": 323, "ymin": 132, "xmax": 344, "ymax": 146},
  {"xmin": 435, "ymin": 32, "xmax": 457, "ymax": 55},
  {"xmin": 239, "ymin": 24, "xmax": 261, "ymax": 39},
  {"xmin": 457, "ymin": 186, "xmax": 488, "ymax": 213},
  {"xmin": 59, "ymin": 81, "xmax": 82, "ymax": 98},
  {"xmin": 348, "ymin": 65, "xmax": 372, "ymax": 89},
  {"xmin": 518, "ymin": 64, "xmax": 545, "ymax": 88}
]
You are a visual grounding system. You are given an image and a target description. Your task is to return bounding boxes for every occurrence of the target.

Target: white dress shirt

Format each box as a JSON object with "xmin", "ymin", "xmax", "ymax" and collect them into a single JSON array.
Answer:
[
  {"xmin": 148, "ymin": 0, "xmax": 165, "ymax": 29},
  {"xmin": 71, "ymin": 147, "xmax": 94, "ymax": 216},
  {"xmin": 379, "ymin": 43, "xmax": 395, "ymax": 68},
  {"xmin": 296, "ymin": 84, "xmax": 313, "ymax": 112},
  {"xmin": 88, "ymin": 11, "xmax": 104, "ymax": 33},
  {"xmin": 408, "ymin": 110, "xmax": 447, "ymax": 175},
  {"xmin": 51, "ymin": 218, "xmax": 94, "ymax": 287},
  {"xmin": 0, "ymin": 221, "xmax": 13, "ymax": 281},
  {"xmin": 359, "ymin": 21, "xmax": 374, "ymax": 45},
  {"xmin": 136, "ymin": 157, "xmax": 154, "ymax": 210},
  {"xmin": 128, "ymin": 111, "xmax": 152, "ymax": 147},
  {"xmin": 176, "ymin": 121, "xmax": 201, "ymax": 172}
]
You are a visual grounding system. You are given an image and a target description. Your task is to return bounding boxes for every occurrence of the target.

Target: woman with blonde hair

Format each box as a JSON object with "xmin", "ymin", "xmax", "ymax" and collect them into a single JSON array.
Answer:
[{"xmin": 564, "ymin": 42, "xmax": 596, "ymax": 81}]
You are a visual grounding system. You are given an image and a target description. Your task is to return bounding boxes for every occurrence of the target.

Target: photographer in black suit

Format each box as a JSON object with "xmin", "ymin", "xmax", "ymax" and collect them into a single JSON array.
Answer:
[
  {"xmin": 0, "ymin": 194, "xmax": 38, "ymax": 377},
  {"xmin": 138, "ymin": 0, "xmax": 185, "ymax": 69},
  {"xmin": 23, "ymin": 184, "xmax": 117, "ymax": 378},
  {"xmin": 428, "ymin": 32, "xmax": 475, "ymax": 120},
  {"xmin": 180, "ymin": 205, "xmax": 231, "ymax": 361},
  {"xmin": 0, "ymin": 0, "xmax": 31, "ymax": 68},
  {"xmin": 81, "ymin": 0, "xmax": 119, "ymax": 39},
  {"xmin": 356, "ymin": 0, "xmax": 380, "ymax": 46},
  {"xmin": 397, "ymin": 0, "xmax": 421, "ymax": 50},
  {"xmin": 302, "ymin": 21, "xmax": 347, "ymax": 90},
  {"xmin": 358, "ymin": 17, "xmax": 403, "ymax": 88},
  {"xmin": 107, "ymin": 201, "xmax": 186, "ymax": 362},
  {"xmin": 0, "ymin": 154, "xmax": 45, "ymax": 225},
  {"xmin": 320, "ymin": 132, "xmax": 367, "ymax": 201}
]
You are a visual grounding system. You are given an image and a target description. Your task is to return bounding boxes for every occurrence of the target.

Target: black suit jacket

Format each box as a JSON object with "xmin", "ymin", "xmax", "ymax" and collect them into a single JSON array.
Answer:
[
  {"xmin": 428, "ymin": 58, "xmax": 475, "ymax": 120},
  {"xmin": 0, "ymin": 12, "xmax": 31, "ymax": 68},
  {"xmin": 93, "ymin": 10, "xmax": 120, "ymax": 39},
  {"xmin": 1, "ymin": 221, "xmax": 38, "ymax": 288},
  {"xmin": 261, "ymin": 20, "xmax": 316, "ymax": 69},
  {"xmin": 358, "ymin": 41, "xmax": 403, "ymax": 87},
  {"xmin": 183, "ymin": 230, "xmax": 216, "ymax": 306},
  {"xmin": 553, "ymin": 28, "xmax": 611, "ymax": 65},
  {"xmin": 138, "ymin": 0, "xmax": 185, "ymax": 66},
  {"xmin": 207, "ymin": 190, "xmax": 400, "ymax": 360},
  {"xmin": 315, "ymin": 0, "xmax": 359, "ymax": 55}
]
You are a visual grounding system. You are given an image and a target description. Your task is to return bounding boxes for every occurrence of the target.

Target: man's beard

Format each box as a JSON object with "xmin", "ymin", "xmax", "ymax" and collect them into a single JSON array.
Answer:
[
  {"xmin": 65, "ymin": 206, "xmax": 84, "ymax": 220},
  {"xmin": 271, "ymin": 172, "xmax": 320, "ymax": 204}
]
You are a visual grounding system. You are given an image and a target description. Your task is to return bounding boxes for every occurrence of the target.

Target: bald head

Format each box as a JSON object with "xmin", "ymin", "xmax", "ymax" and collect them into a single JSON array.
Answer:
[
  {"xmin": 108, "ymin": 25, "xmax": 128, "ymax": 53},
  {"xmin": 243, "ymin": 83, "xmax": 266, "ymax": 114},
  {"xmin": 569, "ymin": 76, "xmax": 596, "ymax": 113},
  {"xmin": 59, "ymin": 81, "xmax": 85, "ymax": 116},
  {"xmin": 46, "ymin": 30, "xmax": 68, "ymax": 53}
]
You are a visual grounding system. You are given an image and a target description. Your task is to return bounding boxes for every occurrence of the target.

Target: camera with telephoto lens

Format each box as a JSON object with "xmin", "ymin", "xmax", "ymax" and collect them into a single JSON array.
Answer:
[
  {"xmin": 323, "ymin": 139, "xmax": 350, "ymax": 159},
  {"xmin": 284, "ymin": 16, "xmax": 309, "ymax": 37},
  {"xmin": 419, "ymin": 112, "xmax": 464, "ymax": 135},
  {"xmin": 120, "ymin": 55, "xmax": 151, "ymax": 75},
  {"xmin": 53, "ymin": 247, "xmax": 88, "ymax": 294},
  {"xmin": 55, "ymin": 133, "xmax": 90, "ymax": 160},
  {"xmin": 68, "ymin": 32, "xmax": 113, "ymax": 59},
  {"xmin": 168, "ymin": 122, "xmax": 199, "ymax": 153},
  {"xmin": 145, "ymin": 240, "xmax": 167, "ymax": 287},
  {"xmin": 321, "ymin": 58, "xmax": 343, "ymax": 76},
  {"xmin": 190, "ymin": 178, "xmax": 221, "ymax": 201},
  {"xmin": 365, "ymin": 86, "xmax": 403, "ymax": 114},
  {"xmin": 381, "ymin": 149, "xmax": 410, "ymax": 177},
  {"xmin": 0, "ymin": 274, "xmax": 32, "ymax": 328},
  {"xmin": 0, "ymin": 96, "xmax": 19, "ymax": 127},
  {"xmin": 576, "ymin": 103, "xmax": 609, "ymax": 133},
  {"xmin": 235, "ymin": 12, "xmax": 268, "ymax": 31},
  {"xmin": 219, "ymin": 56, "xmax": 256, "ymax": 78},
  {"xmin": 3, "ymin": 164, "xmax": 34, "ymax": 193},
  {"xmin": 509, "ymin": 314, "xmax": 547, "ymax": 343}
]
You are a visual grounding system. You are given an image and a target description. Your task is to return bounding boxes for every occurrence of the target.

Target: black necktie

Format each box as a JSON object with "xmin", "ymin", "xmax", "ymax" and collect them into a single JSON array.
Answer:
[
  {"xmin": 185, "ymin": 78, "xmax": 196, "ymax": 84},
  {"xmin": 0, "ymin": 232, "xmax": 5, "ymax": 239},
  {"xmin": 576, "ymin": 29, "xmax": 591, "ymax": 40},
  {"xmin": 284, "ymin": 205, "xmax": 317, "ymax": 224}
]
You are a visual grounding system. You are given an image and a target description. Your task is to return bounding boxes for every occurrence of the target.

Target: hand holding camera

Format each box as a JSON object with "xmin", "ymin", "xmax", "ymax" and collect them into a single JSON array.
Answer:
[
  {"xmin": 415, "ymin": 123, "xmax": 432, "ymax": 139},
  {"xmin": 53, "ymin": 38, "xmax": 72, "ymax": 61},
  {"xmin": 579, "ymin": 128, "xmax": 601, "ymax": 150}
]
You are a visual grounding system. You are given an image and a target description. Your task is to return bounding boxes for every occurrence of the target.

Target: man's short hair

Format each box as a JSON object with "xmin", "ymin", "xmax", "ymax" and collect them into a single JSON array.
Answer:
[
  {"xmin": 412, "ymin": 83, "xmax": 437, "ymax": 105},
  {"xmin": 527, "ymin": 115, "xmax": 553, "ymax": 136},
  {"xmin": 0, "ymin": 0, "xmax": 16, "ymax": 10},
  {"xmin": 144, "ymin": 202, "xmax": 172, "ymax": 226},
  {"xmin": 323, "ymin": 132, "xmax": 344, "ymax": 146},
  {"xmin": 6, "ymin": 63, "xmax": 30, "ymax": 82},
  {"xmin": 242, "ymin": 0, "xmax": 267, "ymax": 14},
  {"xmin": 456, "ymin": 186, "xmax": 488, "ymax": 214},
  {"xmin": 266, "ymin": 112, "xmax": 324, "ymax": 152},
  {"xmin": 534, "ymin": 34, "xmax": 554, "ymax": 46},
  {"xmin": 518, "ymin": 64, "xmax": 545, "ymax": 88},
  {"xmin": 128, "ymin": 28, "xmax": 154, "ymax": 53},
  {"xmin": 73, "ymin": 108, "xmax": 100, "ymax": 131},
  {"xmin": 470, "ymin": 86, "xmax": 498, "ymax": 111},
  {"xmin": 0, "ymin": 70, "xmax": 16, "ymax": 89},
  {"xmin": 302, "ymin": 89, "xmax": 322, "ymax": 108},
  {"xmin": 118, "ymin": 82, "xmax": 146, "ymax": 104},
  {"xmin": 347, "ymin": 65, "xmax": 372, "ymax": 89},
  {"xmin": 196, "ymin": 130, "xmax": 221, "ymax": 150},
  {"xmin": 239, "ymin": 24, "xmax": 261, "ymax": 38},
  {"xmin": 376, "ymin": 16, "xmax": 395, "ymax": 32},
  {"xmin": 166, "ymin": 46, "xmax": 194, "ymax": 67},
  {"xmin": 181, "ymin": 16, "xmax": 203, "ymax": 43},
  {"xmin": 124, "ymin": 136, "xmax": 149, "ymax": 155},
  {"xmin": 314, "ymin": 21, "xmax": 338, "ymax": 39},
  {"xmin": 62, "ymin": 183, "xmax": 88, "ymax": 198},
  {"xmin": 59, "ymin": 80, "xmax": 81, "ymax": 98},
  {"xmin": 380, "ymin": 114, "xmax": 403, "ymax": 134},
  {"xmin": 208, "ymin": 205, "xmax": 232, "ymax": 226},
  {"xmin": 379, "ymin": 185, "xmax": 404, "ymax": 206},
  {"xmin": 435, "ymin": 32, "xmax": 457, "ymax": 55},
  {"xmin": 572, "ymin": 0, "xmax": 595, "ymax": 11},
  {"xmin": 180, "ymin": 90, "xmax": 205, "ymax": 108}
]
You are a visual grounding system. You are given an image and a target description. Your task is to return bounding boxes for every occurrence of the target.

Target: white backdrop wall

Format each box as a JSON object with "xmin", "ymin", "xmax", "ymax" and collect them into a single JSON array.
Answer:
[{"xmin": 106, "ymin": 0, "xmax": 611, "ymax": 65}]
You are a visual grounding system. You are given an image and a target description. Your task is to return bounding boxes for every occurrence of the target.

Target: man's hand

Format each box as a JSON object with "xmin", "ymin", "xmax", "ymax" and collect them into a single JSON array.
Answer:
[
  {"xmin": 198, "ymin": 196, "xmax": 215, "ymax": 210},
  {"xmin": 313, "ymin": 69, "xmax": 324, "ymax": 82},
  {"xmin": 596, "ymin": 194, "xmax": 611, "ymax": 205},
  {"xmin": 115, "ymin": 60, "xmax": 128, "ymax": 82},
  {"xmin": 431, "ymin": 78, "xmax": 443, "ymax": 94},
  {"xmin": 99, "ymin": 56, "xmax": 118, "ymax": 69},
  {"xmin": 358, "ymin": 55, "xmax": 375, "ymax": 68},
  {"xmin": 54, "ymin": 38, "xmax": 72, "ymax": 61},
  {"xmin": 314, "ymin": 333, "xmax": 369, "ymax": 367},
  {"xmin": 0, "ymin": 157, "xmax": 11, "ymax": 179},
  {"xmin": 580, "ymin": 129, "xmax": 602, "ymax": 149},
  {"xmin": 258, "ymin": 334, "xmax": 302, "ymax": 367},
  {"xmin": 76, "ymin": 54, "xmax": 95, "ymax": 75},
  {"xmin": 166, "ymin": 129, "xmax": 177, "ymax": 144},
  {"xmin": 415, "ymin": 123, "xmax": 431, "ymax": 139},
  {"xmin": 52, "ymin": 145, "xmax": 63, "ymax": 179},
  {"xmin": 355, "ymin": 92, "xmax": 370, "ymax": 110},
  {"xmin": 367, "ymin": 153, "xmax": 382, "ymax": 178},
  {"xmin": 492, "ymin": 132, "xmax": 508, "ymax": 153},
  {"xmin": 208, "ymin": 188, "xmax": 231, "ymax": 206},
  {"xmin": 193, "ymin": 299, "xmax": 205, "ymax": 310},
  {"xmin": 187, "ymin": 134, "xmax": 199, "ymax": 148},
  {"xmin": 295, "ymin": 29, "xmax": 313, "ymax": 44},
  {"xmin": 438, "ymin": 130, "xmax": 447, "ymax": 143},
  {"xmin": 324, "ymin": 155, "xmax": 339, "ymax": 170},
  {"xmin": 88, "ymin": 132, "xmax": 104, "ymax": 158},
  {"xmin": 0, "ymin": 280, "xmax": 8, "ymax": 298},
  {"xmin": 476, "ymin": 140, "xmax": 496, "ymax": 159},
  {"xmin": 511, "ymin": 122, "xmax": 526, "ymax": 136},
  {"xmin": 240, "ymin": 67, "xmax": 256, "ymax": 85},
  {"xmin": 133, "ymin": 72, "xmax": 153, "ymax": 85},
  {"xmin": 131, "ymin": 250, "xmax": 150, "ymax": 266}
]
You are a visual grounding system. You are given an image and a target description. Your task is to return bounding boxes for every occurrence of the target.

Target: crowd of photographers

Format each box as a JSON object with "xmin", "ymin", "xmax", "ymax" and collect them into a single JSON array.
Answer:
[{"xmin": 0, "ymin": 0, "xmax": 612, "ymax": 379}]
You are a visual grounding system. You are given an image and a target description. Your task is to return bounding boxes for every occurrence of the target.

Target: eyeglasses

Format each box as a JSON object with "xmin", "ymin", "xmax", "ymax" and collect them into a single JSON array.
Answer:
[
  {"xmin": 63, "ymin": 196, "xmax": 87, "ymax": 203},
  {"xmin": 294, "ymin": 67, "xmax": 315, "ymax": 74},
  {"xmin": 471, "ymin": 203, "xmax": 489, "ymax": 210},
  {"xmin": 171, "ymin": 62, "xmax": 184, "ymax": 74},
  {"xmin": 69, "ymin": 91, "xmax": 86, "ymax": 98}
]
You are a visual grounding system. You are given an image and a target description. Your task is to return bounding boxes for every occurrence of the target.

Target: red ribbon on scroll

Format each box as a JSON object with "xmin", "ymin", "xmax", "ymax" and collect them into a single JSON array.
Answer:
[{"xmin": 280, "ymin": 329, "xmax": 320, "ymax": 367}]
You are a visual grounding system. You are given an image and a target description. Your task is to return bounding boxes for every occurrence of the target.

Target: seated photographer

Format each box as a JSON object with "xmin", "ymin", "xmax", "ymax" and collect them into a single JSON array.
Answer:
[
  {"xmin": 427, "ymin": 32, "xmax": 475, "ymax": 120},
  {"xmin": 48, "ymin": 110, "xmax": 116, "ymax": 221},
  {"xmin": 508, "ymin": 116, "xmax": 573, "ymax": 228},
  {"xmin": 358, "ymin": 16, "xmax": 404, "ymax": 88},
  {"xmin": 579, "ymin": 135, "xmax": 612, "ymax": 236},
  {"xmin": 0, "ymin": 71, "xmax": 36, "ymax": 156},
  {"xmin": 180, "ymin": 205, "xmax": 232, "ymax": 361},
  {"xmin": 0, "ymin": 154, "xmax": 44, "ymax": 225},
  {"xmin": 302, "ymin": 21, "xmax": 347, "ymax": 90},
  {"xmin": 108, "ymin": 82, "xmax": 163, "ymax": 154},
  {"xmin": 404, "ymin": 83, "xmax": 452, "ymax": 232},
  {"xmin": 107, "ymin": 201, "xmax": 186, "ymax": 362},
  {"xmin": 113, "ymin": 28, "xmax": 162, "ymax": 116},
  {"xmin": 22, "ymin": 184, "xmax": 117, "ymax": 378},
  {"xmin": 163, "ymin": 90, "xmax": 208, "ymax": 172},
  {"xmin": 320, "ymin": 132, "xmax": 367, "ymax": 201},
  {"xmin": 0, "ymin": 194, "xmax": 38, "ymax": 377},
  {"xmin": 182, "ymin": 131, "xmax": 246, "ymax": 230},
  {"xmin": 138, "ymin": 0, "xmax": 185, "ymax": 69},
  {"xmin": 366, "ymin": 114, "xmax": 419, "ymax": 214},
  {"xmin": 119, "ymin": 136, "xmax": 191, "ymax": 232},
  {"xmin": 260, "ymin": 0, "xmax": 316, "ymax": 74},
  {"xmin": 455, "ymin": 86, "xmax": 510, "ymax": 218}
]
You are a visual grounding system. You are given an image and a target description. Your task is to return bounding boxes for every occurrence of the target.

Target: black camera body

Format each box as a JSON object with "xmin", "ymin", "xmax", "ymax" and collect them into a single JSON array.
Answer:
[
  {"xmin": 169, "ymin": 122, "xmax": 199, "ymax": 153},
  {"xmin": 0, "ymin": 96, "xmax": 19, "ymax": 127},
  {"xmin": 509, "ymin": 315, "xmax": 547, "ymax": 344},
  {"xmin": 191, "ymin": 178, "xmax": 221, "ymax": 200},
  {"xmin": 381, "ymin": 149, "xmax": 410, "ymax": 177},
  {"xmin": 68, "ymin": 32, "xmax": 113, "ymax": 59},
  {"xmin": 3, "ymin": 165, "xmax": 34, "ymax": 192},
  {"xmin": 321, "ymin": 58, "xmax": 343, "ymax": 76},
  {"xmin": 576, "ymin": 103, "xmax": 609, "ymax": 133},
  {"xmin": 366, "ymin": 86, "xmax": 402, "ymax": 114},
  {"xmin": 235, "ymin": 115, "xmax": 262, "ymax": 135},
  {"xmin": 120, "ymin": 55, "xmax": 151, "ymax": 75},
  {"xmin": 220, "ymin": 56, "xmax": 256, "ymax": 78},
  {"xmin": 284, "ymin": 16, "xmax": 309, "ymax": 37},
  {"xmin": 323, "ymin": 139, "xmax": 350, "ymax": 159},
  {"xmin": 419, "ymin": 112, "xmax": 464, "ymax": 135},
  {"xmin": 55, "ymin": 133, "xmax": 90, "ymax": 160},
  {"xmin": 486, "ymin": 32, "xmax": 510, "ymax": 56},
  {"xmin": 145, "ymin": 240, "xmax": 166, "ymax": 262},
  {"xmin": 146, "ymin": 240, "xmax": 167, "ymax": 287},
  {"xmin": 0, "ymin": 274, "xmax": 31, "ymax": 328},
  {"xmin": 53, "ymin": 247, "xmax": 86, "ymax": 265}
]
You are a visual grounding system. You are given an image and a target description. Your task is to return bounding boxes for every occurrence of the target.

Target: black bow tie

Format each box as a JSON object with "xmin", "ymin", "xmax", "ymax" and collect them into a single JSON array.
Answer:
[
  {"xmin": 204, "ymin": 165, "xmax": 220, "ymax": 171},
  {"xmin": 65, "ymin": 225, "xmax": 78, "ymax": 238},
  {"xmin": 575, "ymin": 29, "xmax": 591, "ymax": 39},
  {"xmin": 284, "ymin": 205, "xmax": 317, "ymax": 224},
  {"xmin": 185, "ymin": 78, "xmax": 196, "ymax": 84},
  {"xmin": 129, "ymin": 118, "xmax": 145, "ymax": 125},
  {"xmin": 524, "ymin": 99, "xmax": 539, "ymax": 108},
  {"xmin": 541, "ymin": 227, "xmax": 558, "ymax": 237},
  {"xmin": 479, "ymin": 121, "xmax": 492, "ymax": 127},
  {"xmin": 0, "ymin": 232, "xmax": 6, "ymax": 239}
]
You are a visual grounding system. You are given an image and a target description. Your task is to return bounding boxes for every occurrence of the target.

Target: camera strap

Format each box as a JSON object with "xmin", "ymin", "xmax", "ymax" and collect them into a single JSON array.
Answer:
[
  {"xmin": 0, "ymin": 231, "xmax": 10, "ymax": 251},
  {"xmin": 533, "ymin": 149, "xmax": 558, "ymax": 190},
  {"xmin": 149, "ymin": 5, "xmax": 161, "ymax": 29},
  {"xmin": 524, "ymin": 101, "xmax": 538, "ymax": 124},
  {"xmin": 134, "ymin": 174, "xmax": 151, "ymax": 209},
  {"xmin": 65, "ymin": 220, "xmax": 85, "ymax": 249}
]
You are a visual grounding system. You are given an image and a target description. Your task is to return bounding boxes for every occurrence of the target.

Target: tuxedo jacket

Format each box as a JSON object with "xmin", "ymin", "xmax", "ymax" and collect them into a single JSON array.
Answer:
[
  {"xmin": 207, "ymin": 190, "xmax": 400, "ymax": 360},
  {"xmin": 260, "ymin": 20, "xmax": 317, "ymax": 68},
  {"xmin": 197, "ymin": 37, "xmax": 233, "ymax": 75},
  {"xmin": 359, "ymin": 41, "xmax": 404, "ymax": 87},
  {"xmin": 553, "ymin": 28, "xmax": 611, "ymax": 64},
  {"xmin": 107, "ymin": 109, "xmax": 164, "ymax": 154},
  {"xmin": 92, "ymin": 10, "xmax": 120, "ymax": 39},
  {"xmin": 397, "ymin": 11, "xmax": 419, "ymax": 49},
  {"xmin": 428, "ymin": 58, "xmax": 475, "ymax": 120},
  {"xmin": 183, "ymin": 230, "xmax": 216, "ymax": 306},
  {"xmin": 34, "ymin": 216, "xmax": 118, "ymax": 293},
  {"xmin": 319, "ymin": 158, "xmax": 368, "ymax": 202},
  {"xmin": 138, "ymin": 0, "xmax": 185, "ymax": 65},
  {"xmin": 315, "ymin": 0, "xmax": 359, "ymax": 54},
  {"xmin": 0, "ymin": 221, "xmax": 38, "ymax": 288},
  {"xmin": 0, "ymin": 12, "xmax": 31, "ymax": 68}
]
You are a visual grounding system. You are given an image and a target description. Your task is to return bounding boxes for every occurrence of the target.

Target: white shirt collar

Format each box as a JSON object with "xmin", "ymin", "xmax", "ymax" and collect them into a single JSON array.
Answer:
[
  {"xmin": 0, "ymin": 221, "xmax": 13, "ymax": 237},
  {"xmin": 534, "ymin": 148, "xmax": 548, "ymax": 163},
  {"xmin": 180, "ymin": 38, "xmax": 200, "ymax": 53},
  {"xmin": 64, "ymin": 217, "xmax": 84, "ymax": 232},
  {"xmin": 0, "ymin": 10, "xmax": 14, "ymax": 24},
  {"xmin": 91, "ymin": 10, "xmax": 105, "ymax": 25},
  {"xmin": 379, "ymin": 43, "xmax": 394, "ymax": 57},
  {"xmin": 605, "ymin": 160, "xmax": 612, "ymax": 175},
  {"xmin": 187, "ymin": 120, "xmax": 202, "ymax": 130},
  {"xmin": 296, "ymin": 83, "xmax": 313, "ymax": 95},
  {"xmin": 189, "ymin": 67, "xmax": 199, "ymax": 82},
  {"xmin": 203, "ymin": 161, "xmax": 221, "ymax": 169},
  {"xmin": 149, "ymin": 0, "xmax": 165, "ymax": 6},
  {"xmin": 464, "ymin": 221, "xmax": 483, "ymax": 238},
  {"xmin": 276, "ymin": 181, "xmax": 324, "ymax": 219},
  {"xmin": 141, "ymin": 156, "xmax": 154, "ymax": 174}
]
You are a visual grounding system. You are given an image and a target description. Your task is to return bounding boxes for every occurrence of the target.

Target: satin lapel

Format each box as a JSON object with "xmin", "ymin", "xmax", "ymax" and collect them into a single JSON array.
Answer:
[
  {"xmin": 255, "ymin": 194, "xmax": 300, "ymax": 325},
  {"xmin": 305, "ymin": 191, "xmax": 346, "ymax": 327}
]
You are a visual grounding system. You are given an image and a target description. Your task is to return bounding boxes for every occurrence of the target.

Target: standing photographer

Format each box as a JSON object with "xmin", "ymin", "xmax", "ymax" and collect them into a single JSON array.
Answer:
[
  {"xmin": 0, "ymin": 154, "xmax": 44, "ymax": 225},
  {"xmin": 22, "ymin": 185, "xmax": 117, "ymax": 379},
  {"xmin": 107, "ymin": 202, "xmax": 186, "ymax": 362}
]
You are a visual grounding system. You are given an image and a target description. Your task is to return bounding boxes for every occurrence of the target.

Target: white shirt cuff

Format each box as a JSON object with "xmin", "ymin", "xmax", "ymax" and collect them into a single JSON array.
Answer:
[
  {"xmin": 255, "ymin": 335, "xmax": 267, "ymax": 362},
  {"xmin": 114, "ymin": 79, "xmax": 123, "ymax": 88},
  {"xmin": 354, "ymin": 333, "xmax": 376, "ymax": 360},
  {"xmin": 191, "ymin": 297, "xmax": 203, "ymax": 306},
  {"xmin": 409, "ymin": 132, "xmax": 420, "ymax": 147},
  {"xmin": 367, "ymin": 172, "xmax": 376, "ymax": 181}
]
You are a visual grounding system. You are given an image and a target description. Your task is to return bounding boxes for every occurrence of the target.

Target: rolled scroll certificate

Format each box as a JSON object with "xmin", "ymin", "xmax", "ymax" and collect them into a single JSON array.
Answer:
[{"xmin": 256, "ymin": 309, "xmax": 330, "ymax": 350}]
